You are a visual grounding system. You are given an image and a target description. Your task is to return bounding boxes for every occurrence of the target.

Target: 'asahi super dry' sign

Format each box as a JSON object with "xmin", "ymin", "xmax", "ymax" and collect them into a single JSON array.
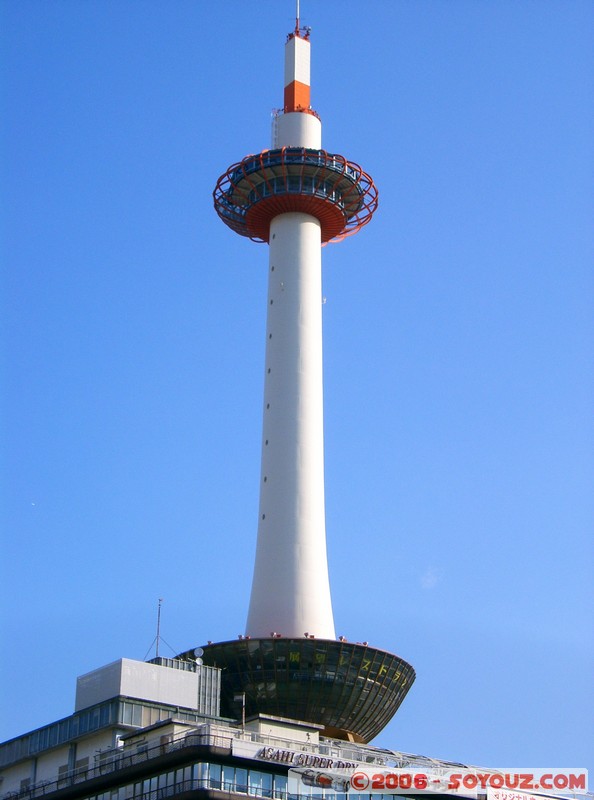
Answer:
[{"xmin": 231, "ymin": 739, "xmax": 357, "ymax": 769}]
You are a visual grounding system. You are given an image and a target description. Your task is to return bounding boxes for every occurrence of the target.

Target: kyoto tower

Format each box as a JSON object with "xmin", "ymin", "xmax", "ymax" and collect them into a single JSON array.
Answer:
[{"xmin": 185, "ymin": 7, "xmax": 415, "ymax": 743}]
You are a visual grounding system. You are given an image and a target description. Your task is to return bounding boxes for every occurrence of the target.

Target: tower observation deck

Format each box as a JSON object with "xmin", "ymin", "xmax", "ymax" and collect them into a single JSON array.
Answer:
[
  {"xmin": 181, "ymin": 13, "xmax": 415, "ymax": 744},
  {"xmin": 214, "ymin": 148, "xmax": 377, "ymax": 244}
]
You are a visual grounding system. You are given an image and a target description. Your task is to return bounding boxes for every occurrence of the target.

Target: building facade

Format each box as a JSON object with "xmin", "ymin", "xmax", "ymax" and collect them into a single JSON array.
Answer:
[{"xmin": 0, "ymin": 656, "xmax": 476, "ymax": 800}]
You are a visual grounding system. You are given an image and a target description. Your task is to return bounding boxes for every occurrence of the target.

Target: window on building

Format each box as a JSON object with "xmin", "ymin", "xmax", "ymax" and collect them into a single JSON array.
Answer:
[
  {"xmin": 273, "ymin": 773, "xmax": 287, "ymax": 800},
  {"xmin": 261, "ymin": 772, "xmax": 273, "ymax": 798},
  {"xmin": 209, "ymin": 763, "xmax": 221, "ymax": 789},
  {"xmin": 236, "ymin": 768, "xmax": 248, "ymax": 793},
  {"xmin": 58, "ymin": 764, "xmax": 70, "ymax": 787},
  {"xmin": 248, "ymin": 770, "xmax": 263, "ymax": 796}
]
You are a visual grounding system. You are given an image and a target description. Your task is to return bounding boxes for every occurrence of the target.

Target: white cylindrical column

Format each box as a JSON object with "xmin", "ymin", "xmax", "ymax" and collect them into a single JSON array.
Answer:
[
  {"xmin": 246, "ymin": 212, "xmax": 335, "ymax": 639},
  {"xmin": 274, "ymin": 111, "xmax": 321, "ymax": 148}
]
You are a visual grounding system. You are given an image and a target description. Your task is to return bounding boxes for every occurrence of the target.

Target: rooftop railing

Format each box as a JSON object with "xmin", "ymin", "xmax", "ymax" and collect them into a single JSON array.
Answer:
[{"xmin": 6, "ymin": 722, "xmax": 567, "ymax": 800}]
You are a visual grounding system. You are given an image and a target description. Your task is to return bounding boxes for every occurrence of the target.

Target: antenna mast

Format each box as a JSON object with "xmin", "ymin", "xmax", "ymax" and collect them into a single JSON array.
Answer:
[
  {"xmin": 155, "ymin": 597, "xmax": 163, "ymax": 657},
  {"xmin": 295, "ymin": 0, "xmax": 300, "ymax": 35}
]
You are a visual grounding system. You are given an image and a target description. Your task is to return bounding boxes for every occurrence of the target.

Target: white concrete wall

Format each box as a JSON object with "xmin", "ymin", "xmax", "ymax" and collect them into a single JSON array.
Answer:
[
  {"xmin": 0, "ymin": 762, "xmax": 36, "ymax": 796},
  {"xmin": 75, "ymin": 659, "xmax": 200, "ymax": 712},
  {"xmin": 33, "ymin": 746, "xmax": 70, "ymax": 784},
  {"xmin": 122, "ymin": 721, "xmax": 200, "ymax": 753},
  {"xmin": 73, "ymin": 730, "xmax": 117, "ymax": 763},
  {"xmin": 245, "ymin": 717, "xmax": 320, "ymax": 744},
  {"xmin": 0, "ymin": 731, "xmax": 120, "ymax": 796}
]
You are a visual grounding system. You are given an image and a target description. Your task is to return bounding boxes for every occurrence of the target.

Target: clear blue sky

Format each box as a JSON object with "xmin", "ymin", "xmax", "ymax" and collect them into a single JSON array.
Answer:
[{"xmin": 2, "ymin": 0, "xmax": 593, "ymax": 776}]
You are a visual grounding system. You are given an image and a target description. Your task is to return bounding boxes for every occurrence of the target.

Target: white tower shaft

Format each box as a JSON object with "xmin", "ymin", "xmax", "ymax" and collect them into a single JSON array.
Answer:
[
  {"xmin": 245, "ymin": 32, "xmax": 335, "ymax": 639},
  {"xmin": 246, "ymin": 214, "xmax": 335, "ymax": 639}
]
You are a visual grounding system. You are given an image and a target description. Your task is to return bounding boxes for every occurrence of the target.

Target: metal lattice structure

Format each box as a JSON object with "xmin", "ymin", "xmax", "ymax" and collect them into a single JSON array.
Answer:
[{"xmin": 214, "ymin": 147, "xmax": 378, "ymax": 244}]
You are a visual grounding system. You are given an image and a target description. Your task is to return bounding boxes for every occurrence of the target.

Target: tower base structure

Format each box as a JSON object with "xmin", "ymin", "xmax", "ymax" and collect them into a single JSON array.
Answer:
[{"xmin": 178, "ymin": 639, "xmax": 415, "ymax": 744}]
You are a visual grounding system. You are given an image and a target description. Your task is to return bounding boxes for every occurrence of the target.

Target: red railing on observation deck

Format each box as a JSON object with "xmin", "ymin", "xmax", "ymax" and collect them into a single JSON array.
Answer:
[{"xmin": 213, "ymin": 147, "xmax": 378, "ymax": 244}]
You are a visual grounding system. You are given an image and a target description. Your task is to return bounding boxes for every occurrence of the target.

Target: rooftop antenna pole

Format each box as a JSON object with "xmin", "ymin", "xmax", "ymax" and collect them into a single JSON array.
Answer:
[
  {"xmin": 155, "ymin": 597, "xmax": 163, "ymax": 658},
  {"xmin": 295, "ymin": 0, "xmax": 300, "ymax": 35}
]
